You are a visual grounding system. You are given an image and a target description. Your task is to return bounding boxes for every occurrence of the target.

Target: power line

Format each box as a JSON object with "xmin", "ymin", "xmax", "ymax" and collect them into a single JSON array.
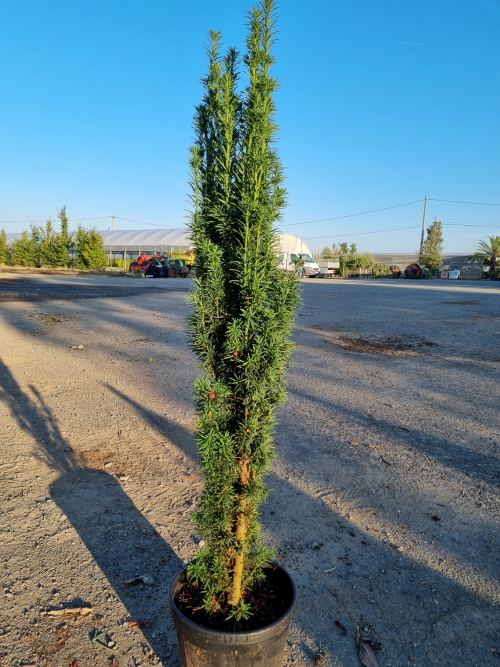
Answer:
[
  {"xmin": 301, "ymin": 221, "xmax": 500, "ymax": 241},
  {"xmin": 0, "ymin": 216, "xmax": 112, "ymax": 224},
  {"xmin": 2, "ymin": 195, "xmax": 499, "ymax": 231},
  {"xmin": 443, "ymin": 223, "xmax": 500, "ymax": 227},
  {"xmin": 69, "ymin": 216, "xmax": 113, "ymax": 221},
  {"xmin": 114, "ymin": 217, "xmax": 178, "ymax": 229},
  {"xmin": 416, "ymin": 221, "xmax": 499, "ymax": 226},
  {"xmin": 282, "ymin": 197, "xmax": 500, "ymax": 229},
  {"xmin": 428, "ymin": 198, "xmax": 500, "ymax": 206},
  {"xmin": 281, "ymin": 199, "xmax": 424, "ymax": 227},
  {"xmin": 302, "ymin": 225, "xmax": 422, "ymax": 240},
  {"xmin": 0, "ymin": 216, "xmax": 175, "ymax": 229}
]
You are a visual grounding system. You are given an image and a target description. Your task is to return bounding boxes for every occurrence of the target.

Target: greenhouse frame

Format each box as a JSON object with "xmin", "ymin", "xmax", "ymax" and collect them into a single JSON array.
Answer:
[{"xmin": 97, "ymin": 229, "xmax": 192, "ymax": 263}]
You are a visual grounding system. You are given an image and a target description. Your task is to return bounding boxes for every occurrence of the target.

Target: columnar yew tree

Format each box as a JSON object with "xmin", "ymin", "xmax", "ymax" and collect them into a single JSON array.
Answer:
[
  {"xmin": 0, "ymin": 229, "xmax": 8, "ymax": 264},
  {"xmin": 55, "ymin": 205, "xmax": 71, "ymax": 267},
  {"xmin": 40, "ymin": 221, "xmax": 59, "ymax": 266},
  {"xmin": 419, "ymin": 217, "xmax": 444, "ymax": 273},
  {"xmin": 188, "ymin": 0, "xmax": 300, "ymax": 620}
]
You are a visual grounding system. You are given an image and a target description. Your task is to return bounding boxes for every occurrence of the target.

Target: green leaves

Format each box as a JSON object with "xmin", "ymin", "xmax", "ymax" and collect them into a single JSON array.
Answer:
[
  {"xmin": 187, "ymin": 0, "xmax": 300, "ymax": 616},
  {"xmin": 0, "ymin": 229, "xmax": 8, "ymax": 265},
  {"xmin": 469, "ymin": 235, "xmax": 500, "ymax": 276},
  {"xmin": 74, "ymin": 226, "xmax": 108, "ymax": 269},
  {"xmin": 419, "ymin": 218, "xmax": 444, "ymax": 273},
  {"xmin": 226, "ymin": 599, "xmax": 253, "ymax": 622},
  {"xmin": 5, "ymin": 208, "xmax": 106, "ymax": 269}
]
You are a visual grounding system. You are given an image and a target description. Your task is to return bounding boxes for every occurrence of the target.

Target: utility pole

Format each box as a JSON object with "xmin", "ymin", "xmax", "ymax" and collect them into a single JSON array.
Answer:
[
  {"xmin": 419, "ymin": 196, "xmax": 428, "ymax": 256},
  {"xmin": 112, "ymin": 215, "xmax": 115, "ymax": 231}
]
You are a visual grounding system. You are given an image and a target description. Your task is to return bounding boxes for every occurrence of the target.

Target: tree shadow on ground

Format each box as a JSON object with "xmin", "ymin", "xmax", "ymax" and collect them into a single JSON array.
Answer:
[
  {"xmin": 0, "ymin": 357, "xmax": 183, "ymax": 662},
  {"xmin": 2, "ymin": 332, "xmax": 499, "ymax": 665},
  {"xmin": 289, "ymin": 380, "xmax": 500, "ymax": 490},
  {"xmin": 108, "ymin": 386, "xmax": 500, "ymax": 667}
]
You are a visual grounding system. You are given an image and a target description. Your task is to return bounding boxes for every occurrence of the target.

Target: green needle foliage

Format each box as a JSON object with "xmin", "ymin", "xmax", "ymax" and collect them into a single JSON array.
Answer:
[
  {"xmin": 40, "ymin": 220, "xmax": 59, "ymax": 267},
  {"xmin": 0, "ymin": 229, "xmax": 8, "ymax": 264},
  {"xmin": 419, "ymin": 217, "xmax": 444, "ymax": 273},
  {"xmin": 55, "ymin": 205, "xmax": 71, "ymax": 267},
  {"xmin": 187, "ymin": 0, "xmax": 300, "ymax": 619},
  {"xmin": 11, "ymin": 229, "xmax": 38, "ymax": 266},
  {"xmin": 5, "ymin": 208, "xmax": 107, "ymax": 269},
  {"xmin": 339, "ymin": 243, "xmax": 358, "ymax": 277},
  {"xmin": 74, "ymin": 225, "xmax": 108, "ymax": 269}
]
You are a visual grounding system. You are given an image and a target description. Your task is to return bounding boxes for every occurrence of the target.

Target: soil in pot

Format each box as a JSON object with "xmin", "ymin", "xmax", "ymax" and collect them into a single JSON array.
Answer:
[{"xmin": 174, "ymin": 565, "xmax": 294, "ymax": 632}]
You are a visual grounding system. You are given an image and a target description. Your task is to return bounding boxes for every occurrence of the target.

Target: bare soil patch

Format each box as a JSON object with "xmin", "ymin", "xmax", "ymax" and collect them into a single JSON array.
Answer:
[
  {"xmin": 441, "ymin": 300, "xmax": 480, "ymax": 305},
  {"xmin": 0, "ymin": 282, "xmax": 155, "ymax": 301},
  {"xmin": 29, "ymin": 312, "xmax": 71, "ymax": 325},
  {"xmin": 334, "ymin": 334, "xmax": 438, "ymax": 355},
  {"xmin": 0, "ymin": 267, "xmax": 91, "ymax": 276}
]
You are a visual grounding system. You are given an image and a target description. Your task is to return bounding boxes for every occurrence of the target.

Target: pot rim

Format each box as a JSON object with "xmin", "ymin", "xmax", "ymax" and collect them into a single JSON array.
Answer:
[{"xmin": 168, "ymin": 562, "xmax": 297, "ymax": 639}]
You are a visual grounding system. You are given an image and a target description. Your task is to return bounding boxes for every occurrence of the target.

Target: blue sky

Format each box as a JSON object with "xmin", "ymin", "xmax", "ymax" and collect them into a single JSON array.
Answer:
[{"xmin": 1, "ymin": 0, "xmax": 499, "ymax": 253}]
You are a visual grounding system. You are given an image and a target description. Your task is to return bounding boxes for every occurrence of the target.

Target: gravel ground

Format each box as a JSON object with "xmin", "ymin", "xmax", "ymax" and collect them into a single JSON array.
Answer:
[{"xmin": 0, "ymin": 274, "xmax": 499, "ymax": 667}]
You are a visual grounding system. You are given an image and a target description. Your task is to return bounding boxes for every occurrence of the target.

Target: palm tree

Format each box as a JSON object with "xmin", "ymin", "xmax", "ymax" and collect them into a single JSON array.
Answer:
[{"xmin": 469, "ymin": 236, "xmax": 500, "ymax": 278}]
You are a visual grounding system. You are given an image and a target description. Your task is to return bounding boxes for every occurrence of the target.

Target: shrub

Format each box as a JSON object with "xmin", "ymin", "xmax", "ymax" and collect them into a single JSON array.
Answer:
[
  {"xmin": 372, "ymin": 264, "xmax": 393, "ymax": 278},
  {"xmin": 187, "ymin": 0, "xmax": 300, "ymax": 620}
]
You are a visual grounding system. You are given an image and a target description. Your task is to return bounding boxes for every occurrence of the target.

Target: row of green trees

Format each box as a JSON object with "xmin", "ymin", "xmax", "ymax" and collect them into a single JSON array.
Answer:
[
  {"xmin": 0, "ymin": 207, "xmax": 108, "ymax": 269},
  {"xmin": 319, "ymin": 223, "xmax": 446, "ymax": 273},
  {"xmin": 319, "ymin": 223, "xmax": 499, "ymax": 279}
]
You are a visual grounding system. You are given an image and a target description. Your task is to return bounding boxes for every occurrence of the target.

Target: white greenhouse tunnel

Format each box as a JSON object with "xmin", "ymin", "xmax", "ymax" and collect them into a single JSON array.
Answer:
[{"xmin": 7, "ymin": 228, "xmax": 313, "ymax": 264}]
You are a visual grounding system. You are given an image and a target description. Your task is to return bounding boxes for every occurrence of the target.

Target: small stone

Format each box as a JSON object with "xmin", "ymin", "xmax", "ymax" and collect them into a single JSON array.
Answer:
[
  {"xmin": 308, "ymin": 541, "xmax": 323, "ymax": 550},
  {"xmin": 142, "ymin": 576, "xmax": 155, "ymax": 586},
  {"xmin": 315, "ymin": 650, "xmax": 326, "ymax": 664},
  {"xmin": 198, "ymin": 540, "xmax": 206, "ymax": 548},
  {"xmin": 104, "ymin": 462, "xmax": 113, "ymax": 468}
]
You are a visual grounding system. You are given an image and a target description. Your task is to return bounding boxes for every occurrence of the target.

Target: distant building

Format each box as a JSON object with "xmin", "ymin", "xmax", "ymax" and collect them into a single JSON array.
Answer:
[{"xmin": 97, "ymin": 229, "xmax": 191, "ymax": 262}]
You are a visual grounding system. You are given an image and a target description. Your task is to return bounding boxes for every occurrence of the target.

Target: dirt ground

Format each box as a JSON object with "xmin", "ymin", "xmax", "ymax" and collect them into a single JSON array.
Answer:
[{"xmin": 1, "ymin": 273, "xmax": 499, "ymax": 667}]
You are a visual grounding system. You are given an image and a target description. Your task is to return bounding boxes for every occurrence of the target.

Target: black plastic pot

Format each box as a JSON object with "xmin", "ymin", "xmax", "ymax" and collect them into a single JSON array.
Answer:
[{"xmin": 168, "ymin": 564, "xmax": 297, "ymax": 667}]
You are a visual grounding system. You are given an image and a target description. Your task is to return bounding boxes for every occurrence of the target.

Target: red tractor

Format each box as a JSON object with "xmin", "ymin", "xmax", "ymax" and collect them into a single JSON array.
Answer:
[
  {"xmin": 129, "ymin": 255, "xmax": 165, "ymax": 273},
  {"xmin": 129, "ymin": 255, "xmax": 189, "ymax": 278}
]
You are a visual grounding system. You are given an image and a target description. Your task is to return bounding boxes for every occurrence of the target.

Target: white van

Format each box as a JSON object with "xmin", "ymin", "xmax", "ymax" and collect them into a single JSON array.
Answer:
[{"xmin": 277, "ymin": 252, "xmax": 320, "ymax": 277}]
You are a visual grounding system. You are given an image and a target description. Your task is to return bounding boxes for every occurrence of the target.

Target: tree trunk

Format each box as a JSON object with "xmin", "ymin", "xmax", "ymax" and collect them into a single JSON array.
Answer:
[{"xmin": 229, "ymin": 457, "xmax": 250, "ymax": 606}]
